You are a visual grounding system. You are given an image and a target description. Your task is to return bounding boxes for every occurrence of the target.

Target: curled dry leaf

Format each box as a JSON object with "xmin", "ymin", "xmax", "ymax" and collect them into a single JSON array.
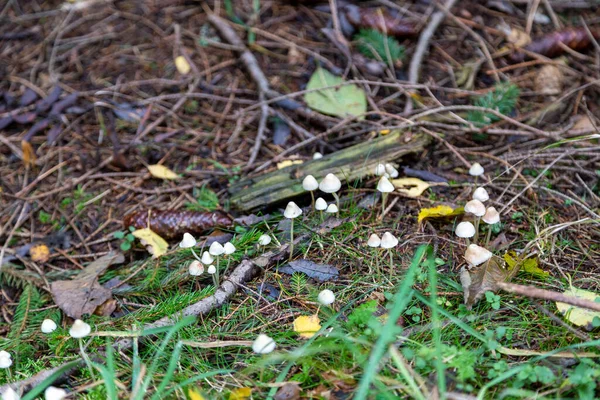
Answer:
[
  {"xmin": 277, "ymin": 159, "xmax": 303, "ymax": 170},
  {"xmin": 390, "ymin": 177, "xmax": 445, "ymax": 198},
  {"xmin": 417, "ymin": 205, "xmax": 463, "ymax": 224},
  {"xmin": 461, "ymin": 257, "xmax": 508, "ymax": 309},
  {"xmin": 503, "ymin": 251, "xmax": 548, "ymax": 278},
  {"xmin": 147, "ymin": 164, "xmax": 180, "ymax": 180}
]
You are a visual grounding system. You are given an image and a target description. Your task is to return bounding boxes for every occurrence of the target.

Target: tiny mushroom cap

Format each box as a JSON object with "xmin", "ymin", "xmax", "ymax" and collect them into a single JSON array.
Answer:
[
  {"xmin": 1, "ymin": 388, "xmax": 19, "ymax": 400},
  {"xmin": 483, "ymin": 207, "xmax": 500, "ymax": 225},
  {"xmin": 223, "ymin": 242, "xmax": 236, "ymax": 255},
  {"xmin": 179, "ymin": 232, "xmax": 196, "ymax": 248},
  {"xmin": 41, "ymin": 319, "xmax": 58, "ymax": 334},
  {"xmin": 252, "ymin": 334, "xmax": 276, "ymax": 354},
  {"xmin": 258, "ymin": 234, "xmax": 272, "ymax": 246},
  {"xmin": 201, "ymin": 251, "xmax": 214, "ymax": 265},
  {"xmin": 473, "ymin": 187, "xmax": 489, "ymax": 202},
  {"xmin": 188, "ymin": 260, "xmax": 204, "ymax": 276},
  {"xmin": 319, "ymin": 173, "xmax": 341, "ymax": 193},
  {"xmin": 207, "ymin": 265, "xmax": 217, "ymax": 274},
  {"xmin": 69, "ymin": 319, "xmax": 91, "ymax": 339},
  {"xmin": 0, "ymin": 351, "xmax": 10, "ymax": 360},
  {"xmin": 455, "ymin": 221, "xmax": 476, "ymax": 238},
  {"xmin": 374, "ymin": 163, "xmax": 386, "ymax": 176},
  {"xmin": 318, "ymin": 289, "xmax": 336, "ymax": 306},
  {"xmin": 377, "ymin": 176, "xmax": 395, "ymax": 193},
  {"xmin": 385, "ymin": 163, "xmax": 399, "ymax": 178},
  {"xmin": 313, "ymin": 152, "xmax": 323, "ymax": 160},
  {"xmin": 0, "ymin": 352, "xmax": 12, "ymax": 369},
  {"xmin": 44, "ymin": 386, "xmax": 67, "ymax": 400},
  {"xmin": 465, "ymin": 244, "xmax": 493, "ymax": 266},
  {"xmin": 469, "ymin": 162, "xmax": 485, "ymax": 176},
  {"xmin": 315, "ymin": 197, "xmax": 328, "ymax": 211},
  {"xmin": 209, "ymin": 241, "xmax": 225, "ymax": 256},
  {"xmin": 464, "ymin": 199, "xmax": 486, "ymax": 217},
  {"xmin": 325, "ymin": 204, "xmax": 338, "ymax": 213},
  {"xmin": 380, "ymin": 232, "xmax": 399, "ymax": 249},
  {"xmin": 284, "ymin": 201, "xmax": 302, "ymax": 219},
  {"xmin": 367, "ymin": 233, "xmax": 381, "ymax": 248},
  {"xmin": 302, "ymin": 175, "xmax": 319, "ymax": 191}
]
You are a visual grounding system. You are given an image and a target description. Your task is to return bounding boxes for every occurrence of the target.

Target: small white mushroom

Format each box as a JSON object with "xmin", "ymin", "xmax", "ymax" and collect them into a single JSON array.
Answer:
[
  {"xmin": 44, "ymin": 386, "xmax": 68, "ymax": 400},
  {"xmin": 188, "ymin": 260, "xmax": 204, "ymax": 276},
  {"xmin": 318, "ymin": 289, "xmax": 336, "ymax": 306},
  {"xmin": 209, "ymin": 241, "xmax": 225, "ymax": 256},
  {"xmin": 385, "ymin": 163, "xmax": 399, "ymax": 178},
  {"xmin": 69, "ymin": 319, "xmax": 91, "ymax": 339},
  {"xmin": 465, "ymin": 199, "xmax": 486, "ymax": 217},
  {"xmin": 473, "ymin": 187, "xmax": 489, "ymax": 202},
  {"xmin": 374, "ymin": 163, "xmax": 386, "ymax": 176},
  {"xmin": 315, "ymin": 197, "xmax": 328, "ymax": 211},
  {"xmin": 0, "ymin": 351, "xmax": 12, "ymax": 369},
  {"xmin": 223, "ymin": 242, "xmax": 236, "ymax": 255},
  {"xmin": 313, "ymin": 152, "xmax": 323, "ymax": 160},
  {"xmin": 201, "ymin": 251, "xmax": 214, "ymax": 265},
  {"xmin": 179, "ymin": 232, "xmax": 196, "ymax": 248},
  {"xmin": 367, "ymin": 233, "xmax": 381, "ymax": 248},
  {"xmin": 455, "ymin": 222, "xmax": 476, "ymax": 238},
  {"xmin": 380, "ymin": 232, "xmax": 399, "ymax": 249},
  {"xmin": 1, "ymin": 388, "xmax": 19, "ymax": 400},
  {"xmin": 464, "ymin": 244, "xmax": 493, "ymax": 266},
  {"xmin": 325, "ymin": 204, "xmax": 338, "ymax": 213},
  {"xmin": 469, "ymin": 162, "xmax": 484, "ymax": 177},
  {"xmin": 252, "ymin": 334, "xmax": 276, "ymax": 354},
  {"xmin": 258, "ymin": 234, "xmax": 272, "ymax": 246},
  {"xmin": 483, "ymin": 207, "xmax": 500, "ymax": 225},
  {"xmin": 41, "ymin": 319, "xmax": 58, "ymax": 334},
  {"xmin": 376, "ymin": 176, "xmax": 394, "ymax": 193},
  {"xmin": 283, "ymin": 201, "xmax": 302, "ymax": 219},
  {"xmin": 207, "ymin": 265, "xmax": 217, "ymax": 274},
  {"xmin": 319, "ymin": 173, "xmax": 341, "ymax": 193}
]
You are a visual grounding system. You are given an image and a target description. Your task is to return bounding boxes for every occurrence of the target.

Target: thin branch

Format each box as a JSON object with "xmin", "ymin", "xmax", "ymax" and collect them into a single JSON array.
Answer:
[{"xmin": 497, "ymin": 281, "xmax": 600, "ymax": 312}]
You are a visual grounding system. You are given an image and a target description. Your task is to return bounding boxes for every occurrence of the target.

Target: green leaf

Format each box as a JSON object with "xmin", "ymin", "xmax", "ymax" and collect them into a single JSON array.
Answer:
[
  {"xmin": 113, "ymin": 231, "xmax": 125, "ymax": 239},
  {"xmin": 120, "ymin": 241, "xmax": 132, "ymax": 251},
  {"xmin": 556, "ymin": 286, "xmax": 600, "ymax": 329},
  {"xmin": 304, "ymin": 67, "xmax": 367, "ymax": 119}
]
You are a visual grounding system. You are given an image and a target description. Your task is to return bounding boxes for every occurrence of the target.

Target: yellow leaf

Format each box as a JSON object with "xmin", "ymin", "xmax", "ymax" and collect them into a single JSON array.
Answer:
[
  {"xmin": 277, "ymin": 160, "xmax": 303, "ymax": 170},
  {"xmin": 390, "ymin": 177, "xmax": 431, "ymax": 198},
  {"xmin": 30, "ymin": 243, "xmax": 50, "ymax": 263},
  {"xmin": 556, "ymin": 287, "xmax": 600, "ymax": 328},
  {"xmin": 132, "ymin": 228, "xmax": 168, "ymax": 258},
  {"xmin": 293, "ymin": 315, "xmax": 321, "ymax": 339},
  {"xmin": 147, "ymin": 164, "xmax": 179, "ymax": 180},
  {"xmin": 503, "ymin": 251, "xmax": 548, "ymax": 278},
  {"xmin": 188, "ymin": 387, "xmax": 207, "ymax": 400},
  {"xmin": 175, "ymin": 56, "xmax": 191, "ymax": 75},
  {"xmin": 229, "ymin": 387, "xmax": 252, "ymax": 400},
  {"xmin": 417, "ymin": 205, "xmax": 464, "ymax": 224},
  {"xmin": 22, "ymin": 140, "xmax": 36, "ymax": 167}
]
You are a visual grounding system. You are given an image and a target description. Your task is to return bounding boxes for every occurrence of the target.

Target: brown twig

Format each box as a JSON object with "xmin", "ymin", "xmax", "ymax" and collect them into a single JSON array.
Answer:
[{"xmin": 497, "ymin": 281, "xmax": 600, "ymax": 312}]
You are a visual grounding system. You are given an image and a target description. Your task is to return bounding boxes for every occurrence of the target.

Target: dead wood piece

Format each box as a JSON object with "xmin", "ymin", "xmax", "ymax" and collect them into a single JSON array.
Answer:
[
  {"xmin": 497, "ymin": 281, "xmax": 600, "ymax": 312},
  {"xmin": 228, "ymin": 131, "xmax": 431, "ymax": 211}
]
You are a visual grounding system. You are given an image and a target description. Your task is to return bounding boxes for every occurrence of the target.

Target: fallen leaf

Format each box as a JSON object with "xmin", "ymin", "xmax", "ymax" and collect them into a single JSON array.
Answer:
[
  {"xmin": 503, "ymin": 251, "xmax": 548, "ymax": 278},
  {"xmin": 175, "ymin": 55, "xmax": 191, "ymax": 75},
  {"xmin": 188, "ymin": 387, "xmax": 207, "ymax": 400},
  {"xmin": 277, "ymin": 160, "xmax": 303, "ymax": 170},
  {"xmin": 229, "ymin": 387, "xmax": 251, "ymax": 400},
  {"xmin": 304, "ymin": 67, "xmax": 367, "ymax": 119},
  {"xmin": 535, "ymin": 64, "xmax": 563, "ymax": 96},
  {"xmin": 279, "ymin": 259, "xmax": 339, "ymax": 282},
  {"xmin": 417, "ymin": 205, "xmax": 463, "ymax": 224},
  {"xmin": 147, "ymin": 164, "xmax": 180, "ymax": 180},
  {"xmin": 390, "ymin": 177, "xmax": 431, "ymax": 197},
  {"xmin": 51, "ymin": 252, "xmax": 124, "ymax": 319},
  {"xmin": 461, "ymin": 257, "xmax": 507, "ymax": 309},
  {"xmin": 556, "ymin": 286, "xmax": 600, "ymax": 330},
  {"xmin": 29, "ymin": 243, "xmax": 50, "ymax": 263},
  {"xmin": 132, "ymin": 228, "xmax": 168, "ymax": 258},
  {"xmin": 94, "ymin": 299, "xmax": 117, "ymax": 317},
  {"xmin": 274, "ymin": 382, "xmax": 301, "ymax": 400},
  {"xmin": 507, "ymin": 27, "xmax": 531, "ymax": 47},
  {"xmin": 293, "ymin": 315, "xmax": 321, "ymax": 339},
  {"xmin": 570, "ymin": 115, "xmax": 595, "ymax": 132},
  {"xmin": 21, "ymin": 140, "xmax": 36, "ymax": 167}
]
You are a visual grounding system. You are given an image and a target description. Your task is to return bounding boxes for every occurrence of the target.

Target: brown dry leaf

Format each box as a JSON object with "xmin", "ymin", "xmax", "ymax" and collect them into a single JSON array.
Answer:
[
  {"xmin": 460, "ymin": 257, "xmax": 508, "ymax": 309},
  {"xmin": 94, "ymin": 298, "xmax": 117, "ymax": 317},
  {"xmin": 147, "ymin": 164, "xmax": 180, "ymax": 180},
  {"xmin": 535, "ymin": 64, "xmax": 563, "ymax": 96},
  {"xmin": 21, "ymin": 140, "xmax": 36, "ymax": 167},
  {"xmin": 570, "ymin": 115, "xmax": 595, "ymax": 132},
  {"xmin": 293, "ymin": 315, "xmax": 321, "ymax": 338},
  {"xmin": 29, "ymin": 243, "xmax": 50, "ymax": 263},
  {"xmin": 390, "ymin": 177, "xmax": 431, "ymax": 197},
  {"xmin": 51, "ymin": 252, "xmax": 124, "ymax": 319},
  {"xmin": 274, "ymin": 382, "xmax": 301, "ymax": 400}
]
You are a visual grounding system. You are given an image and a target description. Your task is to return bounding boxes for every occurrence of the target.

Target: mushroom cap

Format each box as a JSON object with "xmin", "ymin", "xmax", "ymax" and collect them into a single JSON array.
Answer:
[
  {"xmin": 367, "ymin": 233, "xmax": 381, "ymax": 247},
  {"xmin": 380, "ymin": 232, "xmax": 399, "ymax": 249},
  {"xmin": 473, "ymin": 187, "xmax": 489, "ymax": 202},
  {"xmin": 385, "ymin": 163, "xmax": 399, "ymax": 178},
  {"xmin": 41, "ymin": 319, "xmax": 58, "ymax": 334},
  {"xmin": 284, "ymin": 201, "xmax": 303, "ymax": 219},
  {"xmin": 258, "ymin": 234, "xmax": 272, "ymax": 246},
  {"xmin": 465, "ymin": 199, "xmax": 486, "ymax": 217},
  {"xmin": 1, "ymin": 388, "xmax": 18, "ymax": 400},
  {"xmin": 189, "ymin": 260, "xmax": 204, "ymax": 276},
  {"xmin": 464, "ymin": 244, "xmax": 493, "ymax": 266},
  {"xmin": 377, "ymin": 176, "xmax": 395, "ymax": 193},
  {"xmin": 469, "ymin": 162, "xmax": 484, "ymax": 176},
  {"xmin": 374, "ymin": 163, "xmax": 386, "ymax": 176},
  {"xmin": 179, "ymin": 232, "xmax": 197, "ymax": 248},
  {"xmin": 209, "ymin": 241, "xmax": 225, "ymax": 256},
  {"xmin": 482, "ymin": 207, "xmax": 500, "ymax": 225},
  {"xmin": 207, "ymin": 265, "xmax": 217, "ymax": 274},
  {"xmin": 0, "ymin": 351, "xmax": 11, "ymax": 360},
  {"xmin": 302, "ymin": 175, "xmax": 319, "ymax": 191},
  {"xmin": 0, "ymin": 353, "xmax": 12, "ymax": 369},
  {"xmin": 319, "ymin": 173, "xmax": 341, "ymax": 193},
  {"xmin": 252, "ymin": 334, "xmax": 276, "ymax": 354},
  {"xmin": 223, "ymin": 242, "xmax": 236, "ymax": 255},
  {"xmin": 325, "ymin": 204, "xmax": 338, "ymax": 213},
  {"xmin": 201, "ymin": 251, "xmax": 214, "ymax": 265},
  {"xmin": 318, "ymin": 289, "xmax": 336, "ymax": 306},
  {"xmin": 315, "ymin": 197, "xmax": 328, "ymax": 211},
  {"xmin": 69, "ymin": 319, "xmax": 91, "ymax": 339},
  {"xmin": 455, "ymin": 221, "xmax": 476, "ymax": 238},
  {"xmin": 44, "ymin": 386, "xmax": 68, "ymax": 400},
  {"xmin": 313, "ymin": 152, "xmax": 323, "ymax": 160}
]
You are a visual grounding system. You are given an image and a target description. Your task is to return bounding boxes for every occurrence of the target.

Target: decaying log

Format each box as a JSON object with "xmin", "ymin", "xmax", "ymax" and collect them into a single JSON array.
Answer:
[{"xmin": 228, "ymin": 131, "xmax": 431, "ymax": 211}]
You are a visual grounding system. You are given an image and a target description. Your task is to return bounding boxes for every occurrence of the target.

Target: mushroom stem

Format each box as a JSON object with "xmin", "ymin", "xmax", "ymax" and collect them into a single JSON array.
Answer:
[
  {"xmin": 473, "ymin": 217, "xmax": 481, "ymax": 243},
  {"xmin": 289, "ymin": 219, "xmax": 295, "ymax": 262},
  {"xmin": 79, "ymin": 338, "xmax": 96, "ymax": 380},
  {"xmin": 309, "ymin": 190, "xmax": 315, "ymax": 209},
  {"xmin": 332, "ymin": 192, "xmax": 340, "ymax": 215},
  {"xmin": 484, "ymin": 226, "xmax": 493, "ymax": 248},
  {"xmin": 215, "ymin": 255, "xmax": 220, "ymax": 285},
  {"xmin": 388, "ymin": 249, "xmax": 394, "ymax": 269},
  {"xmin": 190, "ymin": 248, "xmax": 201, "ymax": 262},
  {"xmin": 380, "ymin": 192, "xmax": 388, "ymax": 219}
]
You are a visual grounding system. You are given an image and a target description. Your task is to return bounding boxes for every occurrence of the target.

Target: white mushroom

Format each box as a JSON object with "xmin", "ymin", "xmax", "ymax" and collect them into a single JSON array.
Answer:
[
  {"xmin": 325, "ymin": 204, "xmax": 338, "ymax": 213},
  {"xmin": 179, "ymin": 232, "xmax": 196, "ymax": 248},
  {"xmin": 380, "ymin": 232, "xmax": 399, "ymax": 249},
  {"xmin": 482, "ymin": 207, "xmax": 500, "ymax": 225},
  {"xmin": 385, "ymin": 163, "xmax": 399, "ymax": 178},
  {"xmin": 41, "ymin": 319, "xmax": 58, "ymax": 334},
  {"xmin": 201, "ymin": 251, "xmax": 214, "ymax": 265},
  {"xmin": 367, "ymin": 233, "xmax": 381, "ymax": 248},
  {"xmin": 318, "ymin": 289, "xmax": 336, "ymax": 306},
  {"xmin": 315, "ymin": 197, "xmax": 327, "ymax": 211},
  {"xmin": 69, "ymin": 319, "xmax": 91, "ymax": 339},
  {"xmin": 188, "ymin": 260, "xmax": 204, "ymax": 276},
  {"xmin": 209, "ymin": 241, "xmax": 225, "ymax": 256},
  {"xmin": 258, "ymin": 234, "xmax": 272, "ymax": 246},
  {"xmin": 223, "ymin": 242, "xmax": 236, "ymax": 255},
  {"xmin": 283, "ymin": 201, "xmax": 302, "ymax": 219},
  {"xmin": 469, "ymin": 163, "xmax": 484, "ymax": 177},
  {"xmin": 44, "ymin": 386, "xmax": 68, "ymax": 400},
  {"xmin": 455, "ymin": 221, "xmax": 476, "ymax": 238},
  {"xmin": 252, "ymin": 334, "xmax": 276, "ymax": 354},
  {"xmin": 473, "ymin": 187, "xmax": 489, "ymax": 202},
  {"xmin": 464, "ymin": 244, "xmax": 493, "ymax": 266},
  {"xmin": 465, "ymin": 199, "xmax": 486, "ymax": 217}
]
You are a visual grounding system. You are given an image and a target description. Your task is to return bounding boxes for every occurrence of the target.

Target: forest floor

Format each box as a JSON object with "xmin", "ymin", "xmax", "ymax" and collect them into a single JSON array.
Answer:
[{"xmin": 1, "ymin": 0, "xmax": 600, "ymax": 399}]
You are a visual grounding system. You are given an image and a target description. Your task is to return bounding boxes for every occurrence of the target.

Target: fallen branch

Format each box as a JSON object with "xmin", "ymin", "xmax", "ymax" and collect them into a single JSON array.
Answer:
[{"xmin": 496, "ymin": 281, "xmax": 600, "ymax": 312}]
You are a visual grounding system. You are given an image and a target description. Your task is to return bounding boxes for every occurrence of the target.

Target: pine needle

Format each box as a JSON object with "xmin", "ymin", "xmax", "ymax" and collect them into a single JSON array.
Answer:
[{"xmin": 354, "ymin": 29, "xmax": 404, "ymax": 63}]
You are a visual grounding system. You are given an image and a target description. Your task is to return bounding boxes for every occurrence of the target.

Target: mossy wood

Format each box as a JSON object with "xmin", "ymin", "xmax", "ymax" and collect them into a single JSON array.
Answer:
[{"xmin": 229, "ymin": 131, "xmax": 430, "ymax": 211}]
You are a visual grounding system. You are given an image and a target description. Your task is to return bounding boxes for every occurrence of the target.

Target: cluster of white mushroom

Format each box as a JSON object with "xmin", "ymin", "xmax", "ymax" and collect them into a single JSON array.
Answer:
[
  {"xmin": 374, "ymin": 164, "xmax": 396, "ymax": 219},
  {"xmin": 367, "ymin": 232, "xmax": 399, "ymax": 272},
  {"xmin": 456, "ymin": 164, "xmax": 501, "ymax": 267},
  {"xmin": 179, "ymin": 232, "xmax": 237, "ymax": 287},
  {"xmin": 302, "ymin": 173, "xmax": 342, "ymax": 213},
  {"xmin": 1, "ymin": 384, "xmax": 67, "ymax": 400}
]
